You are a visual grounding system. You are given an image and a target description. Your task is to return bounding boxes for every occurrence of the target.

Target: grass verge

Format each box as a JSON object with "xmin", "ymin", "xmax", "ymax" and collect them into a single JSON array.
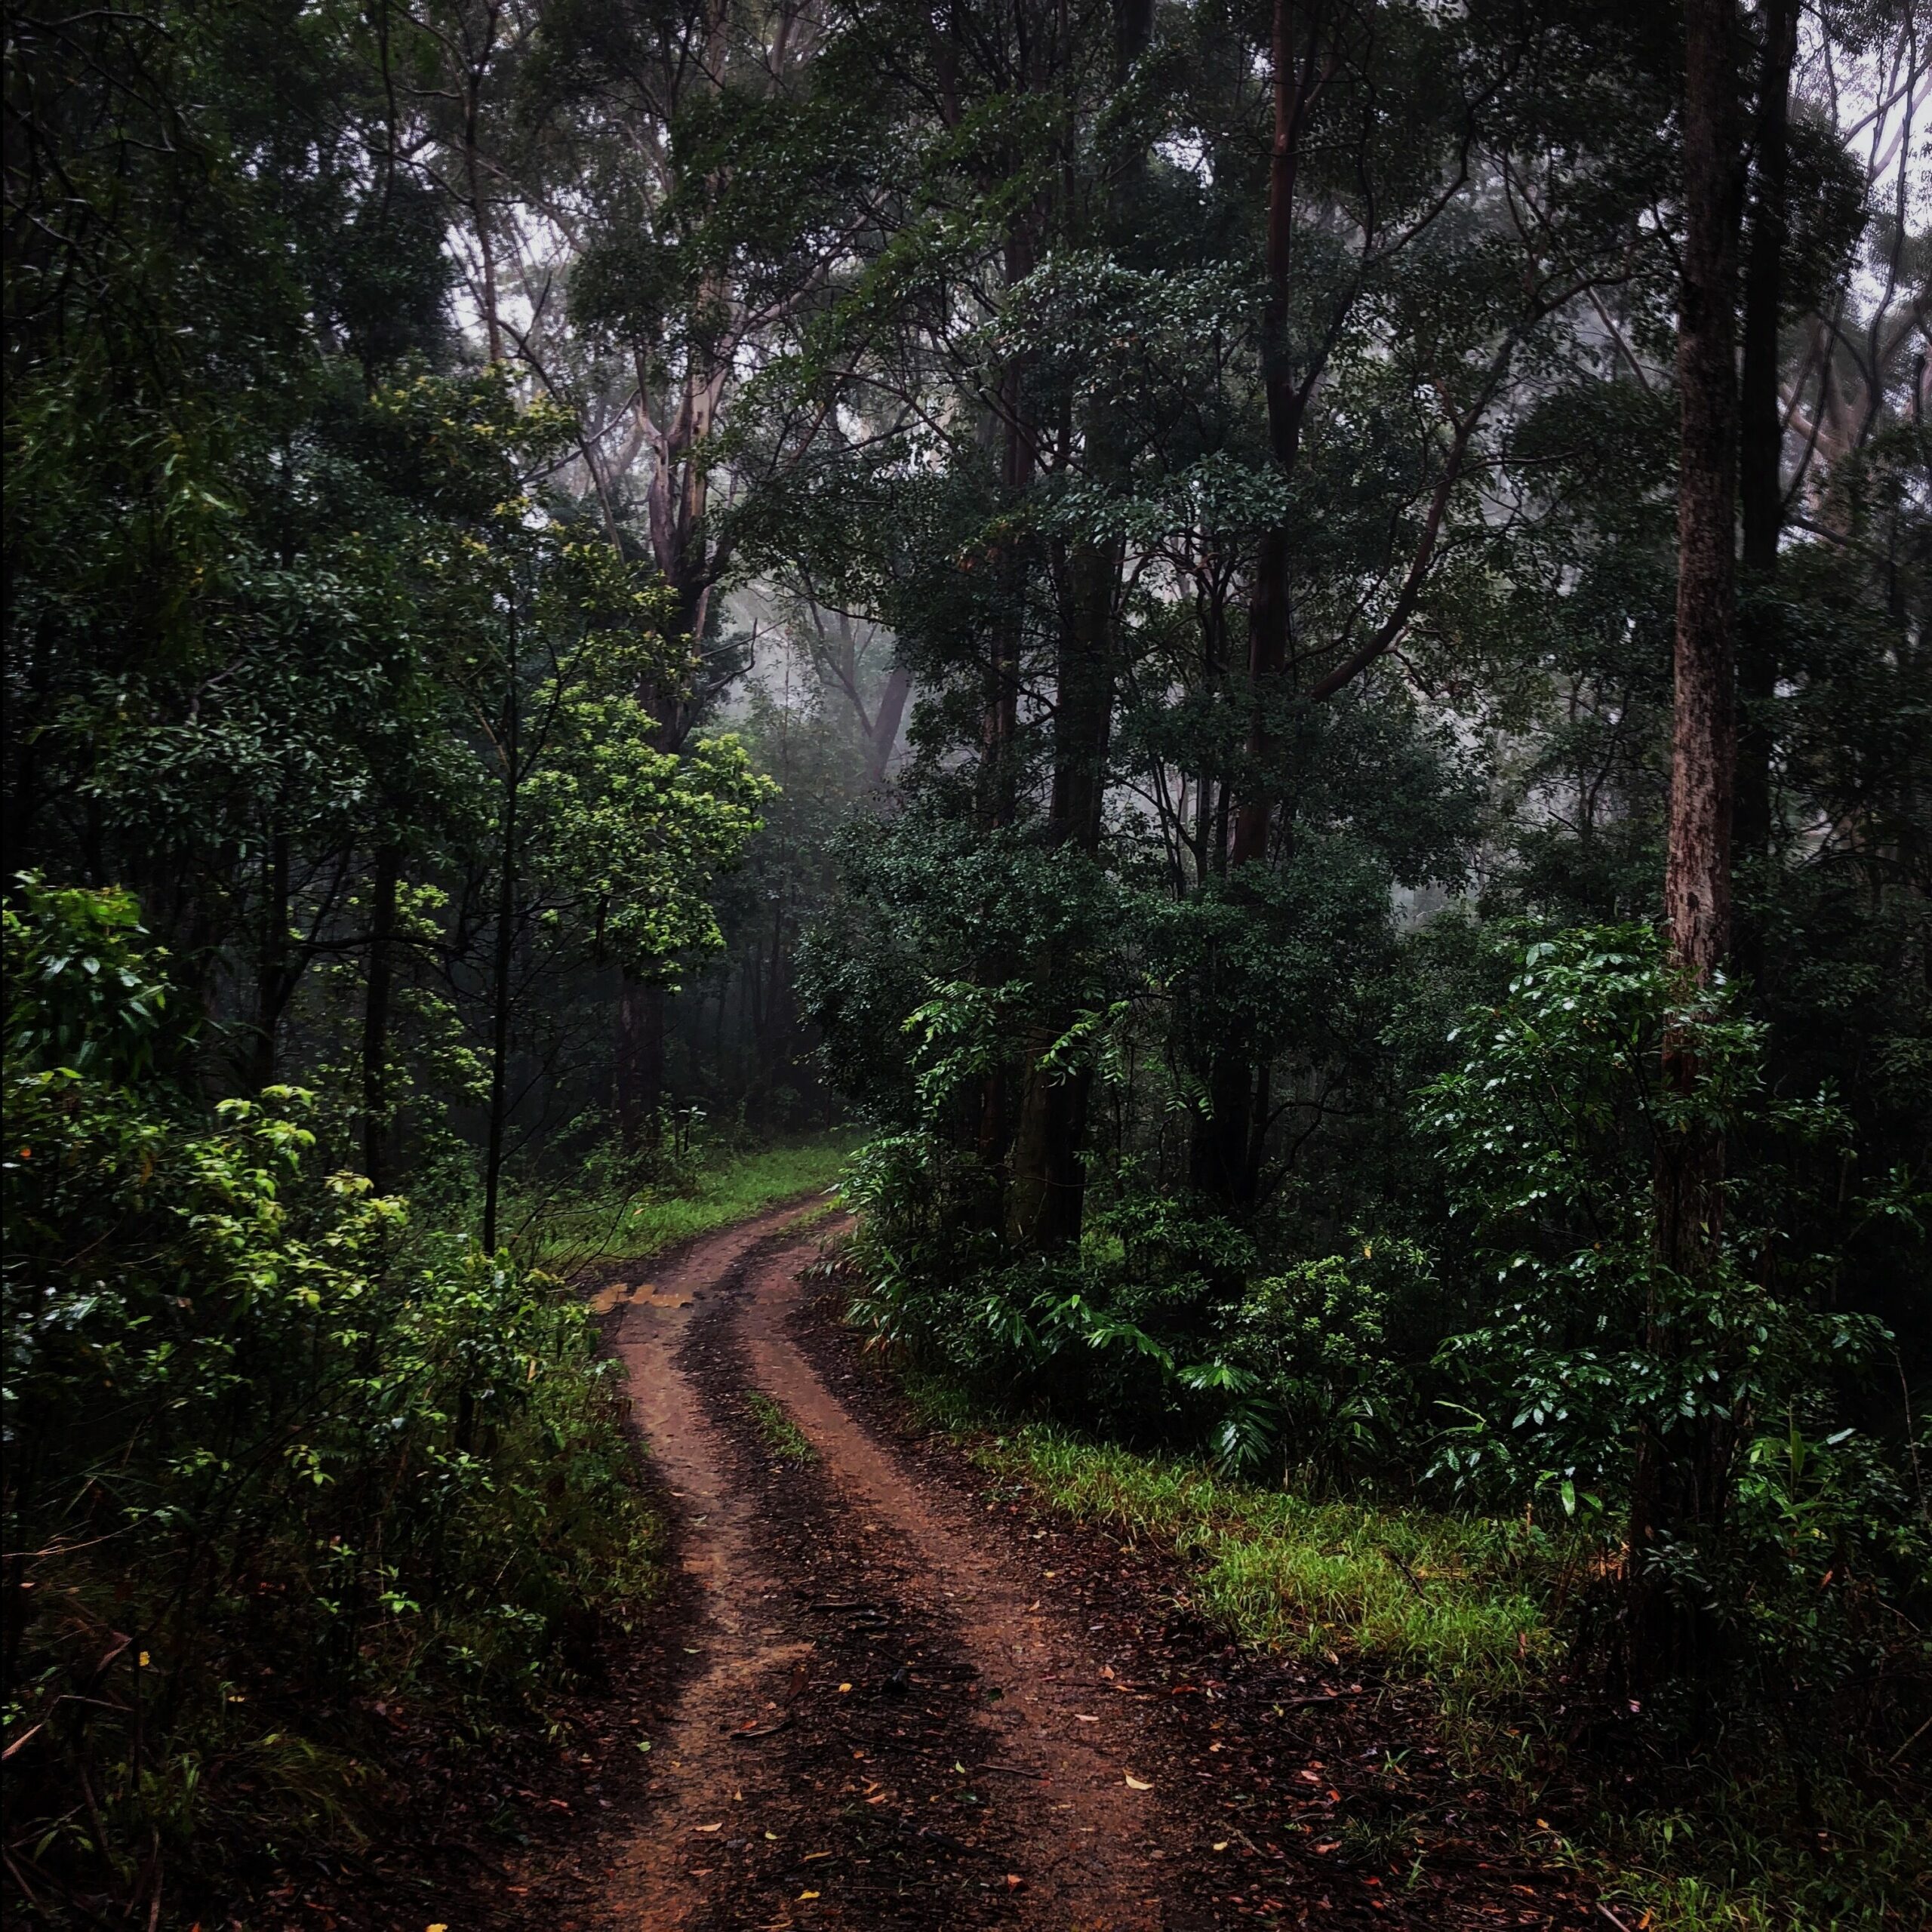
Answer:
[
  {"xmin": 900, "ymin": 1386, "xmax": 1926, "ymax": 1931},
  {"xmin": 525, "ymin": 1132, "xmax": 855, "ymax": 1272},
  {"xmin": 975, "ymin": 1422, "xmax": 1554, "ymax": 1690}
]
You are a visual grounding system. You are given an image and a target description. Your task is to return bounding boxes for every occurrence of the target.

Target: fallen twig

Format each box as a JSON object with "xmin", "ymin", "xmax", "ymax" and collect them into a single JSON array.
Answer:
[
  {"xmin": 730, "ymin": 1717, "xmax": 792, "ymax": 1740},
  {"xmin": 1887, "ymin": 1709, "xmax": 1932, "ymax": 1764}
]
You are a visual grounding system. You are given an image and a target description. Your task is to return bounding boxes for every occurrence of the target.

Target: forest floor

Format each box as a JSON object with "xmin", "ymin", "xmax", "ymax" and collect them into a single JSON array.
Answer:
[{"xmin": 420, "ymin": 1204, "xmax": 1607, "ymax": 1932}]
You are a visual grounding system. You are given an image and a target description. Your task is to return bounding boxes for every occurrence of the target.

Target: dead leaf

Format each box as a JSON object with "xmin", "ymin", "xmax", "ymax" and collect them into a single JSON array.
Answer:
[{"xmin": 1124, "ymin": 1774, "xmax": 1152, "ymax": 1791}]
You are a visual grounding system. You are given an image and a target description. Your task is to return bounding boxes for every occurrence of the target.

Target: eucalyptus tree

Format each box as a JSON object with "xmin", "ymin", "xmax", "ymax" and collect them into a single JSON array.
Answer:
[{"xmin": 782, "ymin": 0, "xmax": 1692, "ymax": 1239}]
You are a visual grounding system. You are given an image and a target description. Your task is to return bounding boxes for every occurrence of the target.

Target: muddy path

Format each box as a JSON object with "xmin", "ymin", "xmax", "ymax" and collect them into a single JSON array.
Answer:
[{"xmin": 578, "ymin": 1213, "xmax": 1599, "ymax": 1932}]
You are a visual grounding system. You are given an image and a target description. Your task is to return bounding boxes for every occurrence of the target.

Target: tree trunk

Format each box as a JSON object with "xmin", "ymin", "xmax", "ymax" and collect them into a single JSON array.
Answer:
[
  {"xmin": 1232, "ymin": 0, "xmax": 1316, "ymax": 869},
  {"xmin": 1195, "ymin": 0, "xmax": 1317, "ymax": 1208},
  {"xmin": 1008, "ymin": 542, "xmax": 1116, "ymax": 1247},
  {"xmin": 1663, "ymin": 0, "xmax": 1744, "ymax": 988},
  {"xmin": 1633, "ymin": 0, "xmax": 1746, "ymax": 1687},
  {"xmin": 361, "ymin": 841, "xmax": 400, "ymax": 1192},
  {"xmin": 1004, "ymin": 0, "xmax": 1153, "ymax": 1249},
  {"xmin": 617, "ymin": 974, "xmax": 667, "ymax": 1150},
  {"xmin": 969, "ymin": 216, "xmax": 1038, "ymax": 1193},
  {"xmin": 249, "ymin": 832, "xmax": 290, "ymax": 1091},
  {"xmin": 482, "ymin": 625, "xmax": 519, "ymax": 1254},
  {"xmin": 866, "ymin": 663, "xmax": 912, "ymax": 784},
  {"xmin": 1732, "ymin": 0, "xmax": 1797, "ymax": 970},
  {"xmin": 980, "ymin": 295, "xmax": 1032, "ymax": 832}
]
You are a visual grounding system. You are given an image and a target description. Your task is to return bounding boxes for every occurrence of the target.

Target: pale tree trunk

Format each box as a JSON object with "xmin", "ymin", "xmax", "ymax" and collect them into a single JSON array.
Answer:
[
  {"xmin": 866, "ymin": 664, "xmax": 911, "ymax": 784},
  {"xmin": 1733, "ymin": 0, "xmax": 1798, "ymax": 971}
]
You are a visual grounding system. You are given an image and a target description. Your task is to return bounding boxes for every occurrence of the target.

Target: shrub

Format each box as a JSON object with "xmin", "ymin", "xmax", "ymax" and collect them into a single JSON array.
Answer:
[
  {"xmin": 2, "ymin": 881, "xmax": 659, "ymax": 1918},
  {"xmin": 1419, "ymin": 924, "xmax": 1931, "ymax": 1715}
]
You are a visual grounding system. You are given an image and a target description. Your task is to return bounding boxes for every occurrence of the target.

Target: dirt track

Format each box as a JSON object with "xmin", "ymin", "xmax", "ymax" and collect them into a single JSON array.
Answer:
[{"xmin": 568, "ymin": 1207, "xmax": 1598, "ymax": 1932}]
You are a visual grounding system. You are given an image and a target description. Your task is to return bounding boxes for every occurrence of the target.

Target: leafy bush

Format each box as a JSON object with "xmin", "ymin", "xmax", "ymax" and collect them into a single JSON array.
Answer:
[
  {"xmin": 1420, "ymin": 924, "xmax": 1931, "ymax": 1712},
  {"xmin": 1226, "ymin": 1236, "xmax": 1436, "ymax": 1483},
  {"xmin": 2, "ymin": 882, "xmax": 660, "ymax": 1919}
]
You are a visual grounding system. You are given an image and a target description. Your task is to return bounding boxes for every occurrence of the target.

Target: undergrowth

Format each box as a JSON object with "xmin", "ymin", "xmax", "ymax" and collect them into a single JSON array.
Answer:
[
  {"xmin": 896, "ymin": 1377, "xmax": 1929, "ymax": 1931},
  {"xmin": 521, "ymin": 1132, "xmax": 854, "ymax": 1272},
  {"xmin": 2, "ymin": 884, "xmax": 667, "ymax": 1927}
]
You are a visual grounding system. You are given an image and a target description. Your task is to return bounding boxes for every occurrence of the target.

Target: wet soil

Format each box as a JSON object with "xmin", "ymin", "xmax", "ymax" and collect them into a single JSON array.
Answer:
[
  {"xmin": 291, "ymin": 1207, "xmax": 1604, "ymax": 1930},
  {"xmin": 578, "ymin": 1212, "xmax": 1601, "ymax": 1932}
]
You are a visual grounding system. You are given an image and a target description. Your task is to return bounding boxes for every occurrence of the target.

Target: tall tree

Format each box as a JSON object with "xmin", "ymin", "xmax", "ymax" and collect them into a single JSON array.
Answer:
[
  {"xmin": 1635, "ymin": 0, "xmax": 1746, "ymax": 1679},
  {"xmin": 1732, "ymin": 0, "xmax": 1798, "ymax": 897}
]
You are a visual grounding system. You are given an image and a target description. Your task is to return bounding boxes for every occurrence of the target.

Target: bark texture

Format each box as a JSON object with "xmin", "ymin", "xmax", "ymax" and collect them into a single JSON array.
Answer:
[
  {"xmin": 1663, "ymin": 0, "xmax": 1745, "ymax": 986},
  {"xmin": 1634, "ymin": 0, "xmax": 1747, "ymax": 1689},
  {"xmin": 1733, "ymin": 0, "xmax": 1798, "ymax": 906}
]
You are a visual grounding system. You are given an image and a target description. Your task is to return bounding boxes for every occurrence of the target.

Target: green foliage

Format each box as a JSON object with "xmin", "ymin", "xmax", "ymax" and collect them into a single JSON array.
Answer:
[
  {"xmin": 746, "ymin": 1391, "xmax": 817, "ymax": 1464},
  {"xmin": 527, "ymin": 1132, "xmax": 854, "ymax": 1273},
  {"xmin": 5, "ymin": 877, "xmax": 172, "ymax": 1081},
  {"xmin": 1420, "ymin": 926, "xmax": 1930, "ymax": 1704},
  {"xmin": 2, "ymin": 885, "xmax": 660, "ymax": 1912},
  {"xmin": 1227, "ymin": 1237, "xmax": 1438, "ymax": 1483},
  {"xmin": 533, "ymin": 696, "xmax": 774, "ymax": 985}
]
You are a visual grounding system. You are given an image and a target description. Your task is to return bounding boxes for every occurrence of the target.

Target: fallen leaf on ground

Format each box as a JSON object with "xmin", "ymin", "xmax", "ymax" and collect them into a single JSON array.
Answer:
[{"xmin": 1124, "ymin": 1774, "xmax": 1152, "ymax": 1790}]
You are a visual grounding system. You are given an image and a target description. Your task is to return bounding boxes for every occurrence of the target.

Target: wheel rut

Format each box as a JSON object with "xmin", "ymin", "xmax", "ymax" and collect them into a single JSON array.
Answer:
[
  {"xmin": 595, "ymin": 1211, "xmax": 1593, "ymax": 1932},
  {"xmin": 599, "ymin": 1213, "xmax": 1204, "ymax": 1930}
]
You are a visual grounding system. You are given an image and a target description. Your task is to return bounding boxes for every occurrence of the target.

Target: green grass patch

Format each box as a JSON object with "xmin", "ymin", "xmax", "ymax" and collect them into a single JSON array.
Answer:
[
  {"xmin": 967, "ymin": 1422, "xmax": 1552, "ymax": 1692},
  {"xmin": 746, "ymin": 1390, "xmax": 817, "ymax": 1463},
  {"xmin": 524, "ymin": 1132, "xmax": 855, "ymax": 1271},
  {"xmin": 906, "ymin": 1395, "xmax": 1926, "ymax": 1930}
]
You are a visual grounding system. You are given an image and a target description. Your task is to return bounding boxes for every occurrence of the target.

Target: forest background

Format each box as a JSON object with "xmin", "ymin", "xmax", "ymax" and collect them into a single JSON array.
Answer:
[{"xmin": 3, "ymin": 0, "xmax": 1928, "ymax": 1926}]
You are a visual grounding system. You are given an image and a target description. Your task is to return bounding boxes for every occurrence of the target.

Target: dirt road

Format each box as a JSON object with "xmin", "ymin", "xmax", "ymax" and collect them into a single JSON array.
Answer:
[{"xmin": 580, "ymin": 1208, "xmax": 1595, "ymax": 1932}]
